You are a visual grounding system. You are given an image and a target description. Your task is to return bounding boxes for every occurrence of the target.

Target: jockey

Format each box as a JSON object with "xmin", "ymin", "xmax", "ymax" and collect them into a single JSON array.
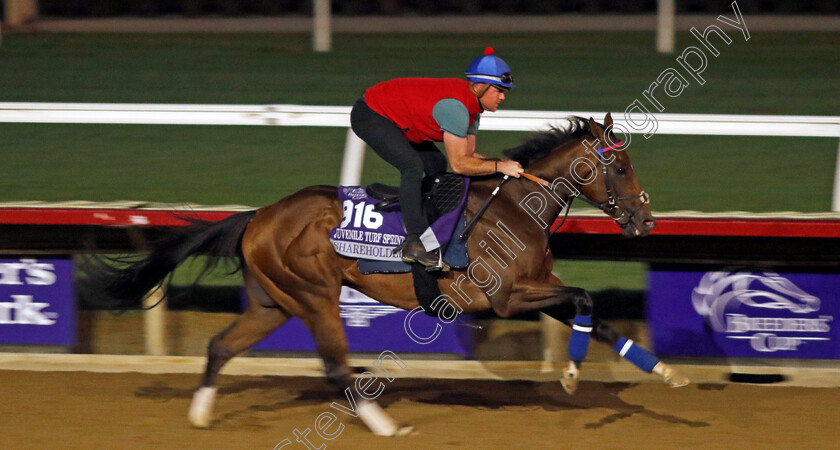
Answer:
[{"xmin": 350, "ymin": 47, "xmax": 524, "ymax": 271}]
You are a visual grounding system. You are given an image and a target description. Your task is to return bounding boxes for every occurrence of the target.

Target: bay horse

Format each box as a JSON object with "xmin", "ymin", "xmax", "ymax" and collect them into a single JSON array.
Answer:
[{"xmin": 95, "ymin": 113, "xmax": 688, "ymax": 435}]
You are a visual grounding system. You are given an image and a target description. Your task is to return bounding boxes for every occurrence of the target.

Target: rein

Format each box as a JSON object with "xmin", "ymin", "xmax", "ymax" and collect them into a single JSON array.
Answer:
[{"xmin": 461, "ymin": 175, "xmax": 509, "ymax": 239}]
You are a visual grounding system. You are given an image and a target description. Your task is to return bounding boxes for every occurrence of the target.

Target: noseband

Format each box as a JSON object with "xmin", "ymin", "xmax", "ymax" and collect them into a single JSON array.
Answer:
[{"xmin": 577, "ymin": 187, "xmax": 650, "ymax": 228}]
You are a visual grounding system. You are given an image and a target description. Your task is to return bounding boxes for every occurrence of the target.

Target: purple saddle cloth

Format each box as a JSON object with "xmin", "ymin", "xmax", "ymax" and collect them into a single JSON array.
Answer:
[{"xmin": 330, "ymin": 177, "xmax": 470, "ymax": 273}]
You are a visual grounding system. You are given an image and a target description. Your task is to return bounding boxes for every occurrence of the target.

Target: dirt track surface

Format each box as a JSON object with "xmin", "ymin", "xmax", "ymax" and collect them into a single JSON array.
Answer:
[{"xmin": 2, "ymin": 371, "xmax": 838, "ymax": 449}]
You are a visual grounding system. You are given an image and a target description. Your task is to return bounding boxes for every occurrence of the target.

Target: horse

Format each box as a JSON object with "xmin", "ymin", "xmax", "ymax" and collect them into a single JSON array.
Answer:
[{"xmin": 93, "ymin": 113, "xmax": 689, "ymax": 435}]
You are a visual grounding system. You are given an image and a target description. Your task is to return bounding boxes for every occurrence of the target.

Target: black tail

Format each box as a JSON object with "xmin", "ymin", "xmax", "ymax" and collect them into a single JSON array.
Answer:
[{"xmin": 88, "ymin": 210, "xmax": 257, "ymax": 308}]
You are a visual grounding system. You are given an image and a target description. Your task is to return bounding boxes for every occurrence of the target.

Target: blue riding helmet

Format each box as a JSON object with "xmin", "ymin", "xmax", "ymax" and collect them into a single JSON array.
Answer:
[{"xmin": 465, "ymin": 47, "xmax": 515, "ymax": 89}]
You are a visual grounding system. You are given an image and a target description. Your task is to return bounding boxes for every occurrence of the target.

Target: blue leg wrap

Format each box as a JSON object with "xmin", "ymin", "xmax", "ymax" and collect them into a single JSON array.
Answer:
[
  {"xmin": 567, "ymin": 315, "xmax": 592, "ymax": 363},
  {"xmin": 614, "ymin": 337, "xmax": 660, "ymax": 373}
]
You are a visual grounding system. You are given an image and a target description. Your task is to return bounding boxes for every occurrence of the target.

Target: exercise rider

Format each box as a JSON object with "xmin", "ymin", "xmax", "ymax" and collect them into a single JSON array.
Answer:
[{"xmin": 350, "ymin": 47, "xmax": 524, "ymax": 270}]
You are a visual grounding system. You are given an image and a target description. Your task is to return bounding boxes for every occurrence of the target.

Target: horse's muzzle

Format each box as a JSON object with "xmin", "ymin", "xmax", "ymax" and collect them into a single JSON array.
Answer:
[{"xmin": 622, "ymin": 215, "xmax": 656, "ymax": 238}]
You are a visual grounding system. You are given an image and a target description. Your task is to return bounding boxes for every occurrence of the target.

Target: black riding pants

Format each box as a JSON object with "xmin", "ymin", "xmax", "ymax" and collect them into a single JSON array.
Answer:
[{"xmin": 350, "ymin": 97, "xmax": 448, "ymax": 240}]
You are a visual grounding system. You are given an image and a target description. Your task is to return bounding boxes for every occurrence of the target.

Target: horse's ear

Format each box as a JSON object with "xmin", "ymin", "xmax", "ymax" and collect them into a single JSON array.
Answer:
[
  {"xmin": 588, "ymin": 116, "xmax": 606, "ymax": 143},
  {"xmin": 588, "ymin": 116, "xmax": 602, "ymax": 135},
  {"xmin": 604, "ymin": 112, "xmax": 613, "ymax": 128}
]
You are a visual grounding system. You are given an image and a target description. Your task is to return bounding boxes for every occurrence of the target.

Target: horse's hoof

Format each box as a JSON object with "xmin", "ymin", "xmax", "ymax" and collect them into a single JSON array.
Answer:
[
  {"xmin": 661, "ymin": 364, "xmax": 690, "ymax": 388},
  {"xmin": 395, "ymin": 426, "xmax": 415, "ymax": 437},
  {"xmin": 561, "ymin": 366, "xmax": 579, "ymax": 395},
  {"xmin": 188, "ymin": 387, "xmax": 217, "ymax": 429},
  {"xmin": 358, "ymin": 400, "xmax": 400, "ymax": 436},
  {"xmin": 188, "ymin": 410, "xmax": 212, "ymax": 429}
]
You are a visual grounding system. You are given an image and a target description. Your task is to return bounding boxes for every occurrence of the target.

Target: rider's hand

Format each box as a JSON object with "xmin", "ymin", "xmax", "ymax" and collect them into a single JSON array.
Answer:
[{"xmin": 498, "ymin": 160, "xmax": 524, "ymax": 178}]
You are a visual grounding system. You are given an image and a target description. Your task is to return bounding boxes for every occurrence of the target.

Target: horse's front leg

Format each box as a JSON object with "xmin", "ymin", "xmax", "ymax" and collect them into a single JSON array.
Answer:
[
  {"xmin": 587, "ymin": 316, "xmax": 690, "ymax": 389},
  {"xmin": 548, "ymin": 275, "xmax": 691, "ymax": 388},
  {"xmin": 541, "ymin": 275, "xmax": 688, "ymax": 389},
  {"xmin": 504, "ymin": 278, "xmax": 689, "ymax": 393},
  {"xmin": 500, "ymin": 279, "xmax": 595, "ymax": 394}
]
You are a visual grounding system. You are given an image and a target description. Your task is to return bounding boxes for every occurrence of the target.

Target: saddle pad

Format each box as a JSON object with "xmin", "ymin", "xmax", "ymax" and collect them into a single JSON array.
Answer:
[
  {"xmin": 330, "ymin": 178, "xmax": 469, "ymax": 263},
  {"xmin": 357, "ymin": 210, "xmax": 470, "ymax": 274}
]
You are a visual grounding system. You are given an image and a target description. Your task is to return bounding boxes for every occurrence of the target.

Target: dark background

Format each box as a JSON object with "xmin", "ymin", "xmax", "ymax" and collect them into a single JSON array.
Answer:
[{"xmin": 35, "ymin": 0, "xmax": 840, "ymax": 17}]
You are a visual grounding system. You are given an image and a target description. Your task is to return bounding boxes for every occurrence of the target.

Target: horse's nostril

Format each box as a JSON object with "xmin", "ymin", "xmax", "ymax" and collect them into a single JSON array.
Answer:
[{"xmin": 644, "ymin": 218, "xmax": 657, "ymax": 229}]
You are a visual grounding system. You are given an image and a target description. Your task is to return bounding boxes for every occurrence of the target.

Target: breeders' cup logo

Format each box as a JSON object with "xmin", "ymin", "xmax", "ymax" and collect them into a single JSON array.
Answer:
[
  {"xmin": 339, "ymin": 287, "xmax": 400, "ymax": 327},
  {"xmin": 342, "ymin": 187, "xmax": 368, "ymax": 201},
  {"xmin": 692, "ymin": 270, "xmax": 832, "ymax": 352},
  {"xmin": 692, "ymin": 271, "xmax": 819, "ymax": 332}
]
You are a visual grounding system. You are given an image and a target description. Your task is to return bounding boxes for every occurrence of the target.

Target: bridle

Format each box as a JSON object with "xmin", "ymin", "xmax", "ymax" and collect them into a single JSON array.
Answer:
[
  {"xmin": 521, "ymin": 140, "xmax": 650, "ymax": 233},
  {"xmin": 462, "ymin": 140, "xmax": 650, "ymax": 240}
]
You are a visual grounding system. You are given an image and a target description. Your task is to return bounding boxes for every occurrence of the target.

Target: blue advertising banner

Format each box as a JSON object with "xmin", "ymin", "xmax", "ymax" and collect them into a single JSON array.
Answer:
[
  {"xmin": 647, "ymin": 266, "xmax": 840, "ymax": 359},
  {"xmin": 0, "ymin": 258, "xmax": 75, "ymax": 345},
  {"xmin": 248, "ymin": 287, "xmax": 473, "ymax": 355}
]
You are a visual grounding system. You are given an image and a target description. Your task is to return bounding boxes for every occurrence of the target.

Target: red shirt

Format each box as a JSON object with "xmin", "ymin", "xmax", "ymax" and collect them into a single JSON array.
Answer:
[{"xmin": 364, "ymin": 78, "xmax": 483, "ymax": 144}]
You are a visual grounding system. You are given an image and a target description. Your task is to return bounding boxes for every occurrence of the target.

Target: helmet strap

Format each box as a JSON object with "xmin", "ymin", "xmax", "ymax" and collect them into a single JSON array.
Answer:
[{"xmin": 470, "ymin": 81, "xmax": 491, "ymax": 99}]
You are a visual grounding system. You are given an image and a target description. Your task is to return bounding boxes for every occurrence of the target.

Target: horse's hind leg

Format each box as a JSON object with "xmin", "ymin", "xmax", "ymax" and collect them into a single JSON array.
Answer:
[
  {"xmin": 188, "ymin": 272, "xmax": 289, "ymax": 428},
  {"xmin": 301, "ymin": 308, "xmax": 408, "ymax": 437}
]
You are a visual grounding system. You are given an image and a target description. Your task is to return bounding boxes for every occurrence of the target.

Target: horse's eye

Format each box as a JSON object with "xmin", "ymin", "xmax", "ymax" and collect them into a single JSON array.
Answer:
[{"xmin": 616, "ymin": 167, "xmax": 627, "ymax": 175}]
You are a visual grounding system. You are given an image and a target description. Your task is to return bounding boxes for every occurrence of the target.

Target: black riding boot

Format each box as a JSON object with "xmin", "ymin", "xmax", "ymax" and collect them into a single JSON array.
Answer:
[{"xmin": 401, "ymin": 238, "xmax": 449, "ymax": 272}]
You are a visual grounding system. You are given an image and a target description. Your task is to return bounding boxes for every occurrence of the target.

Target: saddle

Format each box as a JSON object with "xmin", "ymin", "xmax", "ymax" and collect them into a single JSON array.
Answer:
[
  {"xmin": 332, "ymin": 175, "xmax": 471, "ymax": 318},
  {"xmin": 330, "ymin": 173, "xmax": 469, "ymax": 268},
  {"xmin": 366, "ymin": 173, "xmax": 466, "ymax": 225}
]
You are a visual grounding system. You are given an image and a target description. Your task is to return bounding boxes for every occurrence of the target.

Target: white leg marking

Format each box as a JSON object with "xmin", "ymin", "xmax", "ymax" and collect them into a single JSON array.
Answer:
[
  {"xmin": 188, "ymin": 387, "xmax": 218, "ymax": 428},
  {"xmin": 357, "ymin": 400, "xmax": 414, "ymax": 437}
]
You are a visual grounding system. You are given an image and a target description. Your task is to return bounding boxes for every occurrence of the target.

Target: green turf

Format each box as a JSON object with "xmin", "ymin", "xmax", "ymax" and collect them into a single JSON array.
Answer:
[
  {"xmin": 3, "ymin": 124, "xmax": 835, "ymax": 211},
  {"xmin": 168, "ymin": 257, "xmax": 243, "ymax": 287},
  {"xmin": 1, "ymin": 124, "xmax": 348, "ymax": 206},
  {"xmin": 1, "ymin": 32, "xmax": 837, "ymax": 113},
  {"xmin": 553, "ymin": 259, "xmax": 646, "ymax": 291}
]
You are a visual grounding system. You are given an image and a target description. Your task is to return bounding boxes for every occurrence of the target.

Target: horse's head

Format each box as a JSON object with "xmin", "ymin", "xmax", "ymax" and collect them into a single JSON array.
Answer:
[
  {"xmin": 504, "ymin": 113, "xmax": 656, "ymax": 238},
  {"xmin": 581, "ymin": 113, "xmax": 656, "ymax": 238}
]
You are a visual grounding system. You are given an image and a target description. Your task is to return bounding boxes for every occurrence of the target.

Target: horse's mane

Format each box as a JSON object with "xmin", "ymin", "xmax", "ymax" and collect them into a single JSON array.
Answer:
[{"xmin": 503, "ymin": 116, "xmax": 591, "ymax": 168}]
